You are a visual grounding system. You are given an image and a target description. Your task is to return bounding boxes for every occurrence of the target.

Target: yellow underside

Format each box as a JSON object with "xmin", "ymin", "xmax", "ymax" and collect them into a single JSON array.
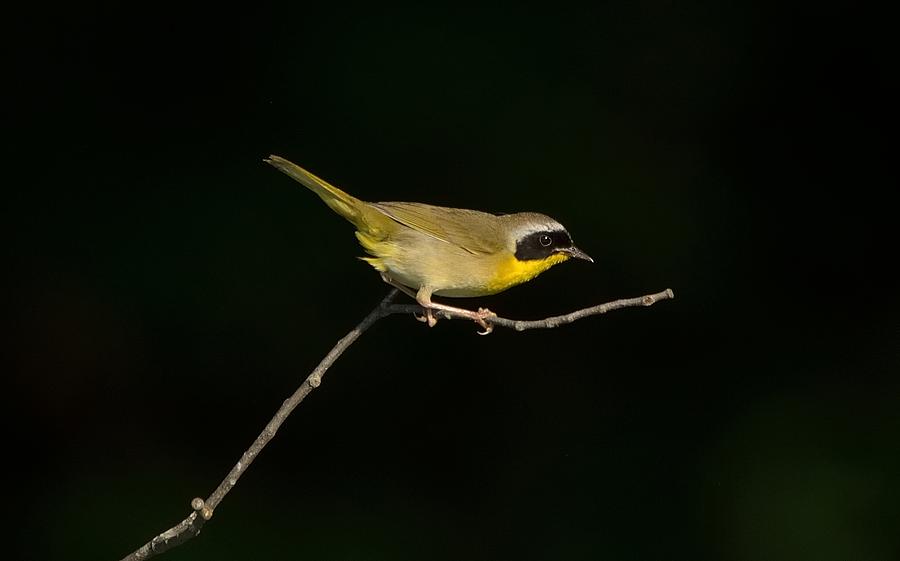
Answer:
[{"xmin": 356, "ymin": 231, "xmax": 391, "ymax": 272}]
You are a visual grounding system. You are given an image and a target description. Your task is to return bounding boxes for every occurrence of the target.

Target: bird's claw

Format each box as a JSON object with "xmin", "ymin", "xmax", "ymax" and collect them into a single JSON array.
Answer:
[
  {"xmin": 474, "ymin": 308, "xmax": 496, "ymax": 335},
  {"xmin": 415, "ymin": 309, "xmax": 438, "ymax": 327}
]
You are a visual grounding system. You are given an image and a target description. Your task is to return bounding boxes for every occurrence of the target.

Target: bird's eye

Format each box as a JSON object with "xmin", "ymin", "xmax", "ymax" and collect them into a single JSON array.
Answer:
[{"xmin": 539, "ymin": 234, "xmax": 552, "ymax": 247}]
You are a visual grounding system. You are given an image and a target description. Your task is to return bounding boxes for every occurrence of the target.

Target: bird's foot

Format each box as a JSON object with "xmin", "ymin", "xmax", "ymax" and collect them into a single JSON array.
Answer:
[
  {"xmin": 428, "ymin": 306, "xmax": 496, "ymax": 334},
  {"xmin": 473, "ymin": 308, "xmax": 497, "ymax": 335},
  {"xmin": 413, "ymin": 295, "xmax": 496, "ymax": 334},
  {"xmin": 415, "ymin": 308, "xmax": 438, "ymax": 327}
]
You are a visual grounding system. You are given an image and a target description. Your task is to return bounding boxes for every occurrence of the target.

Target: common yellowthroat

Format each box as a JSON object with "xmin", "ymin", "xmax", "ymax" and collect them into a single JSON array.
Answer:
[{"xmin": 265, "ymin": 155, "xmax": 592, "ymax": 332}]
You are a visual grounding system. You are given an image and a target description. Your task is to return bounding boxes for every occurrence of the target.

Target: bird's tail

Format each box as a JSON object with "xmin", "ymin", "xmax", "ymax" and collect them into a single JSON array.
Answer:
[{"xmin": 264, "ymin": 155, "xmax": 367, "ymax": 228}]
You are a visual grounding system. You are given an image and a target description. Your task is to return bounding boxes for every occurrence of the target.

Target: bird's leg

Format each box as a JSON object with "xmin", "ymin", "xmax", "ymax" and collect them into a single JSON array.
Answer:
[
  {"xmin": 416, "ymin": 288, "xmax": 497, "ymax": 335},
  {"xmin": 379, "ymin": 275, "xmax": 496, "ymax": 333},
  {"xmin": 380, "ymin": 272, "xmax": 418, "ymax": 300},
  {"xmin": 380, "ymin": 273, "xmax": 432, "ymax": 324},
  {"xmin": 412, "ymin": 286, "xmax": 438, "ymax": 327}
]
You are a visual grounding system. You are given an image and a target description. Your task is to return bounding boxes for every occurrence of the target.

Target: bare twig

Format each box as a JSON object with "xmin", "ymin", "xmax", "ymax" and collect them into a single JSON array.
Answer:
[{"xmin": 119, "ymin": 287, "xmax": 674, "ymax": 561}]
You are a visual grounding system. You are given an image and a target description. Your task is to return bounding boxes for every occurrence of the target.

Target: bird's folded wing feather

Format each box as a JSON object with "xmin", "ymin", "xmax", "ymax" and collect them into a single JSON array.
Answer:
[{"xmin": 372, "ymin": 202, "xmax": 504, "ymax": 255}]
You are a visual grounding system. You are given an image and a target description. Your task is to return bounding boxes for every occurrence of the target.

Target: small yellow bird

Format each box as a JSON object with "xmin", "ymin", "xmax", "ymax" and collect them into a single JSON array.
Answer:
[{"xmin": 265, "ymin": 155, "xmax": 592, "ymax": 332}]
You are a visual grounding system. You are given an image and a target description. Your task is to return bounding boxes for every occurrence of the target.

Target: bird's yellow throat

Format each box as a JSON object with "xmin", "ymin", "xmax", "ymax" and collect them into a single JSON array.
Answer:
[{"xmin": 484, "ymin": 253, "xmax": 570, "ymax": 294}]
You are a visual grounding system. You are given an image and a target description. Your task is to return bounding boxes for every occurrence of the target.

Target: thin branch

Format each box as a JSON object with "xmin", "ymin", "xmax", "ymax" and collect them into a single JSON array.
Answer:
[
  {"xmin": 119, "ymin": 287, "xmax": 674, "ymax": 561},
  {"xmin": 384, "ymin": 288, "xmax": 675, "ymax": 331}
]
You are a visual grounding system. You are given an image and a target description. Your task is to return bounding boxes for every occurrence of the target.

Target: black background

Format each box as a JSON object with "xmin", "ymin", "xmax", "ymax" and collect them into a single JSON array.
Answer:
[{"xmin": 9, "ymin": 3, "xmax": 898, "ymax": 560}]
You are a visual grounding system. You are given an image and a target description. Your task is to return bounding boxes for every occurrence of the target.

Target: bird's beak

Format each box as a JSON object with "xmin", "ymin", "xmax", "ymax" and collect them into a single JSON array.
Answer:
[{"xmin": 561, "ymin": 246, "xmax": 594, "ymax": 263}]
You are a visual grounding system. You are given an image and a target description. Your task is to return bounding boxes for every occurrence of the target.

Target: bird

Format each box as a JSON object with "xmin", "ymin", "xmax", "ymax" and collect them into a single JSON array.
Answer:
[{"xmin": 265, "ymin": 155, "xmax": 592, "ymax": 333}]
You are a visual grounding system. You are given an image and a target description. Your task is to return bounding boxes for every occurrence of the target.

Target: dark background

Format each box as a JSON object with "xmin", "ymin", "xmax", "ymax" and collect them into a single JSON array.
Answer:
[{"xmin": 9, "ymin": 3, "xmax": 897, "ymax": 560}]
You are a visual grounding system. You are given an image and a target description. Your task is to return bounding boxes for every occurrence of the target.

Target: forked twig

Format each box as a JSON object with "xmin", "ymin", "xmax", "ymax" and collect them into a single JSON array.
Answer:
[{"xmin": 120, "ymin": 287, "xmax": 674, "ymax": 560}]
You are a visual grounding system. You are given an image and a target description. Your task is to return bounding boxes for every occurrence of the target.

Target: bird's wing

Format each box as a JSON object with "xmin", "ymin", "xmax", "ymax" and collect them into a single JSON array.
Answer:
[{"xmin": 372, "ymin": 202, "xmax": 505, "ymax": 255}]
